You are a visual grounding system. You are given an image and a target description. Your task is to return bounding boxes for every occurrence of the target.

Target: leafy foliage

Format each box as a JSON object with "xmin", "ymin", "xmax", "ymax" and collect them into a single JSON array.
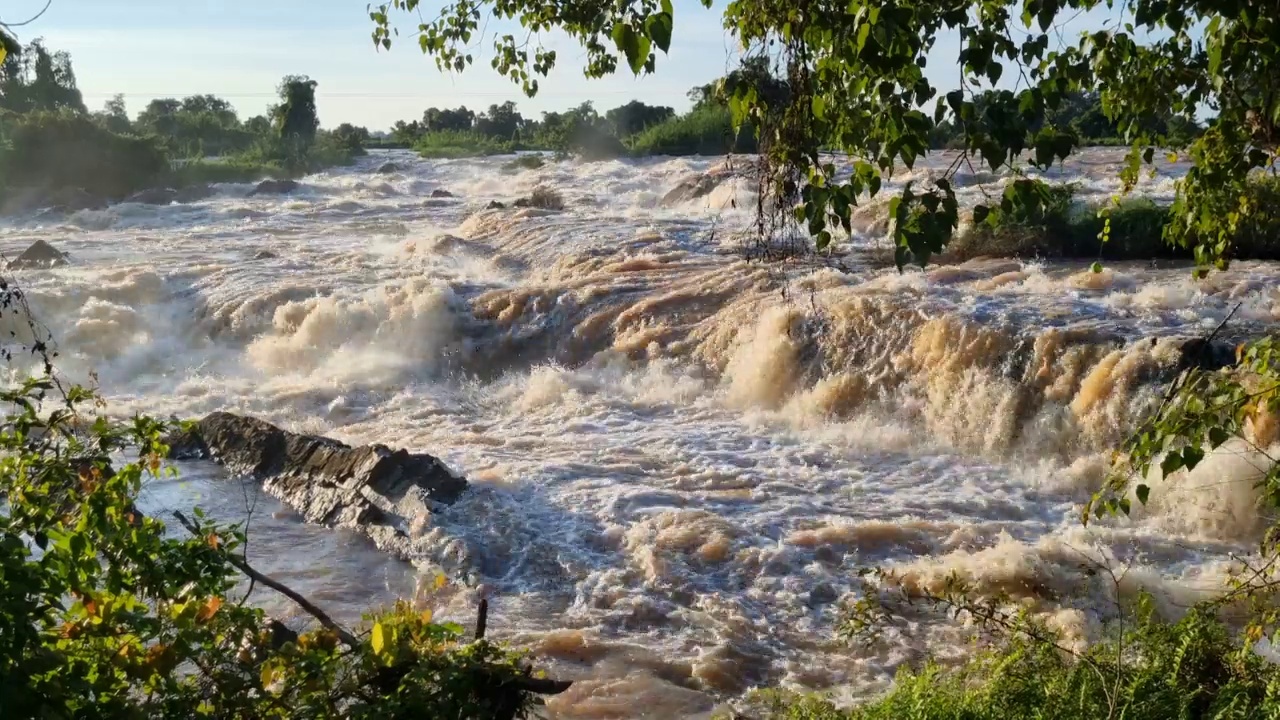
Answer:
[
  {"xmin": 758, "ymin": 600, "xmax": 1280, "ymax": 720},
  {"xmin": 371, "ymin": 0, "xmax": 1275, "ymax": 272},
  {"xmin": 0, "ymin": 303, "xmax": 552, "ymax": 719},
  {"xmin": 0, "ymin": 39, "xmax": 85, "ymax": 115}
]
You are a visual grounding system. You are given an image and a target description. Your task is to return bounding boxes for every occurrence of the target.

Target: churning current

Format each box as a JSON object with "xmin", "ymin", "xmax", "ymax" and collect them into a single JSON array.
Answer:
[{"xmin": 2, "ymin": 149, "xmax": 1276, "ymax": 718}]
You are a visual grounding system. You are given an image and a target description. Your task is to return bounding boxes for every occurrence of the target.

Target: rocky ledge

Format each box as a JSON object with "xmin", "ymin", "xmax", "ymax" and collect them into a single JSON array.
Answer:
[{"xmin": 167, "ymin": 412, "xmax": 468, "ymax": 559}]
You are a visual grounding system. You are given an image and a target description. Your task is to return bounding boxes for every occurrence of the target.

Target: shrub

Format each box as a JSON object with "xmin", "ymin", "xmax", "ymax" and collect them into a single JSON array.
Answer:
[
  {"xmin": 755, "ymin": 601, "xmax": 1280, "ymax": 720},
  {"xmin": 502, "ymin": 154, "xmax": 545, "ymax": 172},
  {"xmin": 628, "ymin": 106, "xmax": 757, "ymax": 156},
  {"xmin": 0, "ymin": 365, "xmax": 556, "ymax": 718},
  {"xmin": 0, "ymin": 109, "xmax": 168, "ymax": 200}
]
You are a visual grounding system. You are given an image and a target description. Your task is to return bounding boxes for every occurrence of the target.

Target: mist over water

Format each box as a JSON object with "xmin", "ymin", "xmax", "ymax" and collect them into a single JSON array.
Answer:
[{"xmin": 4, "ymin": 149, "xmax": 1279, "ymax": 717}]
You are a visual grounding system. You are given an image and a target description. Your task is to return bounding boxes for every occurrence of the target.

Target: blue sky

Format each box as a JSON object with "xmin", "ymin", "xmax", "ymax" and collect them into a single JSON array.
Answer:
[{"xmin": 6, "ymin": 0, "xmax": 1128, "ymax": 130}]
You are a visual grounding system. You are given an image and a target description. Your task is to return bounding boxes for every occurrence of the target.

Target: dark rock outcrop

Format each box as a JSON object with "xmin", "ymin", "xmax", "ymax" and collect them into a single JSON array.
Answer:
[
  {"xmin": 376, "ymin": 162, "xmax": 402, "ymax": 174},
  {"xmin": 430, "ymin": 189, "xmax": 455, "ymax": 198},
  {"xmin": 48, "ymin": 187, "xmax": 107, "ymax": 212},
  {"xmin": 125, "ymin": 188, "xmax": 178, "ymax": 205},
  {"xmin": 485, "ymin": 200, "xmax": 506, "ymax": 210},
  {"xmin": 166, "ymin": 412, "xmax": 468, "ymax": 559},
  {"xmin": 174, "ymin": 184, "xmax": 216, "ymax": 203},
  {"xmin": 8, "ymin": 239, "xmax": 69, "ymax": 269},
  {"xmin": 249, "ymin": 179, "xmax": 300, "ymax": 196},
  {"xmin": 660, "ymin": 173, "xmax": 721, "ymax": 206},
  {"xmin": 253, "ymin": 250, "xmax": 278, "ymax": 260}
]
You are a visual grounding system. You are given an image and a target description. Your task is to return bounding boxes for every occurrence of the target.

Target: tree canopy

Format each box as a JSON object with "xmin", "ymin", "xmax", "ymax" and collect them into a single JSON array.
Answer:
[{"xmin": 370, "ymin": 0, "xmax": 1274, "ymax": 271}]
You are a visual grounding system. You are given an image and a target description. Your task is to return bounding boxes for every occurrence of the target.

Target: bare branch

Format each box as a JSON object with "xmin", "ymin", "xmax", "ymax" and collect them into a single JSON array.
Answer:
[
  {"xmin": 172, "ymin": 510, "xmax": 361, "ymax": 649},
  {"xmin": 0, "ymin": 0, "xmax": 53, "ymax": 29}
]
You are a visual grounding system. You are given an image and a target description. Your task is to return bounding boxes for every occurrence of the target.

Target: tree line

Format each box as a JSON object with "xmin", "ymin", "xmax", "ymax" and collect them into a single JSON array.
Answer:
[{"xmin": 0, "ymin": 38, "xmax": 360, "ymax": 209}]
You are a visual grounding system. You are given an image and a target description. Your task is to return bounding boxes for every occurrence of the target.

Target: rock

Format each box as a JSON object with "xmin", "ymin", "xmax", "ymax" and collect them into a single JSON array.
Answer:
[
  {"xmin": 47, "ymin": 187, "xmax": 106, "ymax": 212},
  {"xmin": 430, "ymin": 189, "xmax": 455, "ymax": 198},
  {"xmin": 253, "ymin": 250, "xmax": 278, "ymax": 260},
  {"xmin": 807, "ymin": 582, "xmax": 840, "ymax": 607},
  {"xmin": 485, "ymin": 200, "xmax": 506, "ymax": 210},
  {"xmin": 249, "ymin": 179, "xmax": 300, "ymax": 196},
  {"xmin": 166, "ymin": 412, "xmax": 468, "ymax": 559},
  {"xmin": 660, "ymin": 173, "xmax": 722, "ymax": 206},
  {"xmin": 376, "ymin": 162, "xmax": 402, "ymax": 174},
  {"xmin": 174, "ymin": 184, "xmax": 216, "ymax": 203},
  {"xmin": 8, "ymin": 239, "xmax": 69, "ymax": 269},
  {"xmin": 125, "ymin": 188, "xmax": 178, "ymax": 205},
  {"xmin": 512, "ymin": 197, "xmax": 531, "ymax": 208}
]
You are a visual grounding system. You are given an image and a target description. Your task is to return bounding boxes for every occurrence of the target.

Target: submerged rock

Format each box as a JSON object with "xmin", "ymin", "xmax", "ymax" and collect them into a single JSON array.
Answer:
[
  {"xmin": 166, "ymin": 412, "xmax": 468, "ymax": 559},
  {"xmin": 125, "ymin": 188, "xmax": 178, "ymax": 205},
  {"xmin": 8, "ymin": 239, "xmax": 69, "ymax": 269},
  {"xmin": 249, "ymin": 179, "xmax": 300, "ymax": 196},
  {"xmin": 376, "ymin": 162, "xmax": 402, "ymax": 174},
  {"xmin": 485, "ymin": 200, "xmax": 506, "ymax": 210},
  {"xmin": 430, "ymin": 189, "xmax": 455, "ymax": 198}
]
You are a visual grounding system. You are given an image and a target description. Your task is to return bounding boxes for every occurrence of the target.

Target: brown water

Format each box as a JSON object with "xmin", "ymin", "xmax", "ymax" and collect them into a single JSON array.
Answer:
[{"xmin": 2, "ymin": 148, "xmax": 1277, "ymax": 717}]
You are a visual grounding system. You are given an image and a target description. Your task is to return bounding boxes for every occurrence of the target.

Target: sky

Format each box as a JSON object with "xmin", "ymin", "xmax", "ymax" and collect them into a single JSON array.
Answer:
[{"xmin": 3, "ymin": 0, "xmax": 1131, "ymax": 131}]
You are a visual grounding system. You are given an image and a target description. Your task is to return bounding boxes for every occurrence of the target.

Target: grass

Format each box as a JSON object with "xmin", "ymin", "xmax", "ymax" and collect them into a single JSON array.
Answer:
[
  {"xmin": 755, "ymin": 605, "xmax": 1280, "ymax": 720},
  {"xmin": 628, "ymin": 106, "xmax": 757, "ymax": 156},
  {"xmin": 166, "ymin": 159, "xmax": 287, "ymax": 187},
  {"xmin": 949, "ymin": 177, "xmax": 1280, "ymax": 262},
  {"xmin": 415, "ymin": 130, "xmax": 518, "ymax": 159}
]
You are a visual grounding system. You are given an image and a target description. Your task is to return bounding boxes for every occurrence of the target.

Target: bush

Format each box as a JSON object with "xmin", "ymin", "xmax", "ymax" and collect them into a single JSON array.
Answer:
[
  {"xmin": 0, "ymin": 357, "xmax": 555, "ymax": 717},
  {"xmin": 949, "ymin": 177, "xmax": 1280, "ymax": 262},
  {"xmin": 756, "ymin": 602, "xmax": 1280, "ymax": 720},
  {"xmin": 0, "ymin": 110, "xmax": 168, "ymax": 200},
  {"xmin": 628, "ymin": 106, "xmax": 757, "ymax": 156},
  {"xmin": 416, "ymin": 130, "xmax": 516, "ymax": 158},
  {"xmin": 502, "ymin": 154, "xmax": 545, "ymax": 172}
]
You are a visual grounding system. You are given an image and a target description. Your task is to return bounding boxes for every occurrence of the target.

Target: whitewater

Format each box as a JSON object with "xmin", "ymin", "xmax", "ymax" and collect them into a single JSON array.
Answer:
[{"xmin": 2, "ymin": 148, "xmax": 1278, "ymax": 717}]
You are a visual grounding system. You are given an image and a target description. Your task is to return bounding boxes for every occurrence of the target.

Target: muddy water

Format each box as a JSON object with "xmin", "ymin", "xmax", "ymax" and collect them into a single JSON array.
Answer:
[{"xmin": 2, "ymin": 148, "xmax": 1277, "ymax": 717}]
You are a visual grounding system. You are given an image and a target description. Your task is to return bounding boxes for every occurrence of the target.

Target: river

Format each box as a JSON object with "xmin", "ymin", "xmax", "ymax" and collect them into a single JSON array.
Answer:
[{"xmin": 2, "ymin": 148, "xmax": 1275, "ymax": 717}]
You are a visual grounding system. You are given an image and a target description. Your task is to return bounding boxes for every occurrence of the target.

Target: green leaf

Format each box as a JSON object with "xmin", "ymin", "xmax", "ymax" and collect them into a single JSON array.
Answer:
[
  {"xmin": 612, "ymin": 23, "xmax": 649, "ymax": 75},
  {"xmin": 1207, "ymin": 426, "xmax": 1230, "ymax": 448},
  {"xmin": 1182, "ymin": 445, "xmax": 1204, "ymax": 471},
  {"xmin": 645, "ymin": 13, "xmax": 673, "ymax": 54},
  {"xmin": 1160, "ymin": 452, "xmax": 1184, "ymax": 477},
  {"xmin": 812, "ymin": 95, "xmax": 827, "ymax": 120},
  {"xmin": 1090, "ymin": 261, "xmax": 1103, "ymax": 274},
  {"xmin": 1135, "ymin": 484, "xmax": 1150, "ymax": 505},
  {"xmin": 660, "ymin": 0, "xmax": 673, "ymax": 14},
  {"xmin": 972, "ymin": 205, "xmax": 989, "ymax": 224}
]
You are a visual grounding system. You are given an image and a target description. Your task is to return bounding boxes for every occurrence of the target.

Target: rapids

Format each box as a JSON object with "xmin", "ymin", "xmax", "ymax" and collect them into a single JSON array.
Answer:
[{"xmin": 2, "ymin": 148, "xmax": 1278, "ymax": 717}]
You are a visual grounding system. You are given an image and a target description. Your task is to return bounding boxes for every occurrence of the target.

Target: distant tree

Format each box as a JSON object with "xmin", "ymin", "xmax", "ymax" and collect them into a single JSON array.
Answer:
[
  {"xmin": 332, "ymin": 122, "xmax": 370, "ymax": 152},
  {"xmin": 473, "ymin": 101, "xmax": 523, "ymax": 139},
  {"xmin": 94, "ymin": 93, "xmax": 132, "ymax": 134},
  {"xmin": 422, "ymin": 106, "xmax": 474, "ymax": 132},
  {"xmin": 244, "ymin": 114, "xmax": 272, "ymax": 136},
  {"xmin": 0, "ymin": 39, "xmax": 86, "ymax": 114},
  {"xmin": 391, "ymin": 119, "xmax": 424, "ymax": 144},
  {"xmin": 605, "ymin": 100, "xmax": 674, "ymax": 137},
  {"xmin": 272, "ymin": 75, "xmax": 320, "ymax": 145},
  {"xmin": 136, "ymin": 98, "xmax": 182, "ymax": 137}
]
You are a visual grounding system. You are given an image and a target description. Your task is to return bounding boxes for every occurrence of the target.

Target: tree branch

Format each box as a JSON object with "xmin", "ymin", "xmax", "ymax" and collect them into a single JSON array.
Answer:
[
  {"xmin": 0, "ymin": 0, "xmax": 53, "ymax": 29},
  {"xmin": 172, "ymin": 510, "xmax": 361, "ymax": 649}
]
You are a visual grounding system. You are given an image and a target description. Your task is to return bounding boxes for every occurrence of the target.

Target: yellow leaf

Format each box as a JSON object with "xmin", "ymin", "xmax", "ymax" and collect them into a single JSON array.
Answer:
[
  {"xmin": 434, "ymin": 573, "xmax": 447, "ymax": 590},
  {"xmin": 196, "ymin": 596, "xmax": 223, "ymax": 622},
  {"xmin": 0, "ymin": 47, "xmax": 6, "ymax": 65},
  {"xmin": 420, "ymin": 609, "xmax": 433, "ymax": 624},
  {"xmin": 260, "ymin": 664, "xmax": 277, "ymax": 689},
  {"xmin": 371, "ymin": 622, "xmax": 385, "ymax": 655}
]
